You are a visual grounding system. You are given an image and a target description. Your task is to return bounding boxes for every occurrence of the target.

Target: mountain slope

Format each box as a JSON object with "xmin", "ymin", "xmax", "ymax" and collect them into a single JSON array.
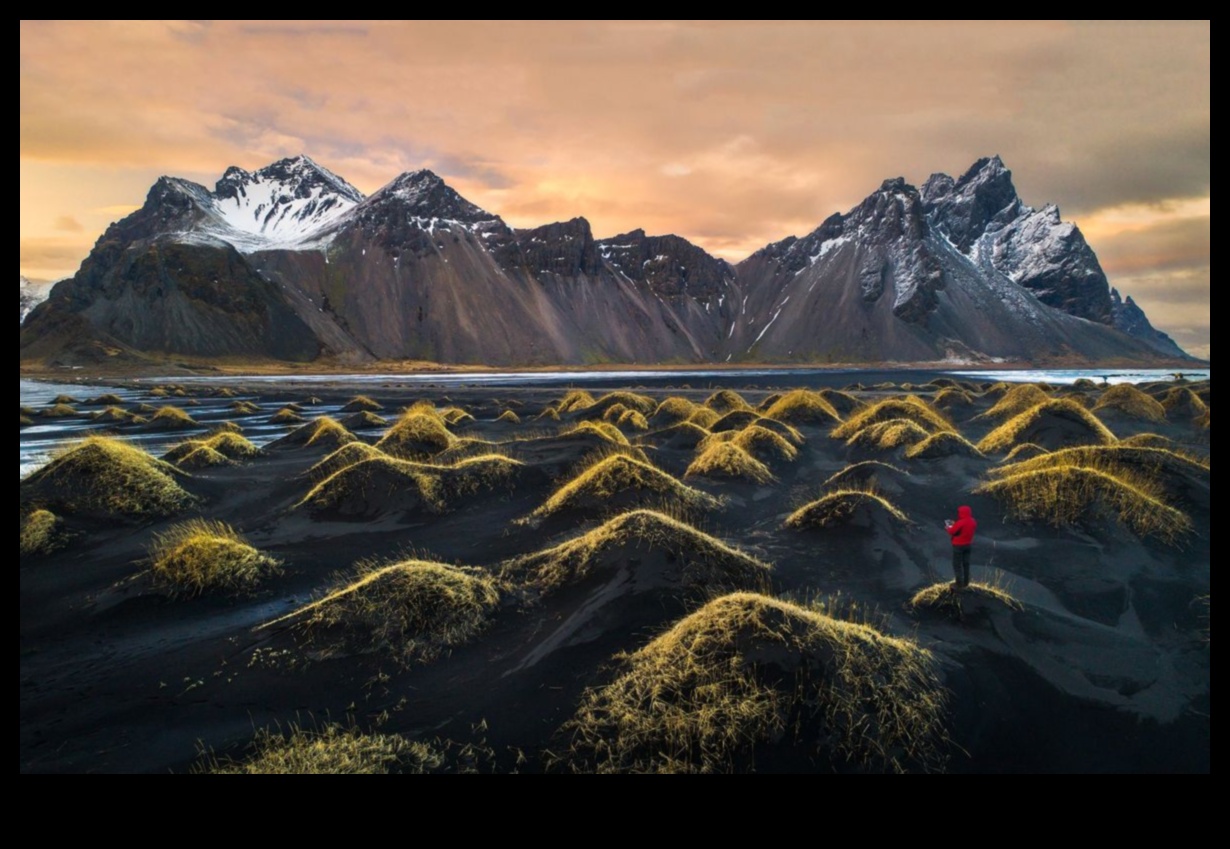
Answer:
[{"xmin": 21, "ymin": 155, "xmax": 1194, "ymax": 366}]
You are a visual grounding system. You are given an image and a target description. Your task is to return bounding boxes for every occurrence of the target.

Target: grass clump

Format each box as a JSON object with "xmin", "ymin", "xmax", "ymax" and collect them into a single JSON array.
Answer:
[
  {"xmin": 270, "ymin": 407, "xmax": 305, "ymax": 424},
  {"xmin": 21, "ymin": 436, "xmax": 194, "ymax": 519},
  {"xmin": 908, "ymin": 581, "xmax": 1023, "ymax": 616},
  {"xmin": 559, "ymin": 592, "xmax": 947, "ymax": 774},
  {"xmin": 903, "ymin": 431, "xmax": 984, "ymax": 460},
  {"xmin": 339, "ymin": 410, "xmax": 388, "ymax": 429},
  {"xmin": 1160, "ymin": 387, "xmax": 1208, "ymax": 420},
  {"xmin": 90, "ymin": 406, "xmax": 136, "ymax": 422},
  {"xmin": 341, "ymin": 395, "xmax": 383, "ymax": 412},
  {"xmin": 298, "ymin": 454, "xmax": 522, "ymax": 517},
  {"xmin": 588, "ymin": 391, "xmax": 656, "ymax": 416},
  {"xmin": 931, "ymin": 388, "xmax": 975, "ymax": 412},
  {"xmin": 709, "ymin": 409, "xmax": 761, "ymax": 433},
  {"xmin": 495, "ymin": 409, "xmax": 521, "ymax": 424},
  {"xmin": 202, "ymin": 722, "xmax": 442, "ymax": 775},
  {"xmin": 601, "ymin": 402, "xmax": 630, "ymax": 422},
  {"xmin": 1092, "ymin": 384, "xmax": 1166, "ymax": 422},
  {"xmin": 1117, "ymin": 433, "xmax": 1173, "ymax": 449},
  {"xmin": 685, "ymin": 406, "xmax": 721, "ymax": 429},
  {"xmin": 642, "ymin": 421, "xmax": 711, "ymax": 450},
  {"xmin": 273, "ymin": 559, "xmax": 500, "ymax": 666},
  {"xmin": 52, "ymin": 394, "xmax": 80, "ymax": 404},
  {"xmin": 291, "ymin": 416, "xmax": 357, "ymax": 450},
  {"xmin": 377, "ymin": 406, "xmax": 456, "ymax": 459},
  {"xmin": 502, "ymin": 509, "xmax": 769, "ymax": 596},
  {"xmin": 975, "ymin": 465, "xmax": 1190, "ymax": 543},
  {"xmin": 844, "ymin": 418, "xmax": 933, "ymax": 451},
  {"xmin": 148, "ymin": 519, "xmax": 281, "ymax": 596},
  {"xmin": 562, "ymin": 420, "xmax": 632, "ymax": 447},
  {"xmin": 228, "ymin": 400, "xmax": 261, "ymax": 415},
  {"xmin": 1001, "ymin": 443, "xmax": 1047, "ymax": 462},
  {"xmin": 148, "ymin": 405, "xmax": 198, "ymax": 429},
  {"xmin": 831, "ymin": 397, "xmax": 951, "ymax": 439},
  {"xmin": 440, "ymin": 406, "xmax": 475, "ymax": 425},
  {"xmin": 306, "ymin": 442, "xmax": 388, "ymax": 482},
  {"xmin": 533, "ymin": 454, "xmax": 720, "ymax": 519},
  {"xmin": 817, "ymin": 388, "xmax": 865, "ymax": 416},
  {"xmin": 164, "ymin": 432, "xmax": 260, "ymax": 465},
  {"xmin": 615, "ymin": 409, "xmax": 649, "ymax": 431},
  {"xmin": 975, "ymin": 399, "xmax": 1116, "ymax": 454},
  {"xmin": 762, "ymin": 390, "xmax": 840, "ymax": 425},
  {"xmin": 40, "ymin": 403, "xmax": 79, "ymax": 417},
  {"xmin": 556, "ymin": 389, "xmax": 597, "ymax": 413},
  {"xmin": 976, "ymin": 384, "xmax": 1051, "ymax": 420},
  {"xmin": 704, "ymin": 389, "xmax": 753, "ymax": 414},
  {"xmin": 21, "ymin": 509, "xmax": 60, "ymax": 556},
  {"xmin": 685, "ymin": 442, "xmax": 774, "ymax": 484},
  {"xmin": 536, "ymin": 406, "xmax": 562, "ymax": 421},
  {"xmin": 822, "ymin": 461, "xmax": 907, "ymax": 492},
  {"xmin": 785, "ymin": 489, "xmax": 911, "ymax": 529},
  {"xmin": 730, "ymin": 424, "xmax": 799, "ymax": 462},
  {"xmin": 651, "ymin": 396, "xmax": 699, "ymax": 424},
  {"xmin": 175, "ymin": 445, "xmax": 233, "ymax": 469},
  {"xmin": 86, "ymin": 393, "xmax": 124, "ymax": 406}
]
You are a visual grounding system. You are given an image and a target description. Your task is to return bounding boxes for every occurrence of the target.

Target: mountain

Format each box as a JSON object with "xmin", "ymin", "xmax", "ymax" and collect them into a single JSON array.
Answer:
[
  {"xmin": 21, "ymin": 155, "xmax": 1195, "ymax": 366},
  {"xmin": 20, "ymin": 276, "xmax": 54, "ymax": 324}
]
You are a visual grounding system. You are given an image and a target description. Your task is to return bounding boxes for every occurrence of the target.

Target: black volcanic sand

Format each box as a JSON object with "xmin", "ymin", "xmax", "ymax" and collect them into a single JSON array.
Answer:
[{"xmin": 20, "ymin": 377, "xmax": 1210, "ymax": 773}]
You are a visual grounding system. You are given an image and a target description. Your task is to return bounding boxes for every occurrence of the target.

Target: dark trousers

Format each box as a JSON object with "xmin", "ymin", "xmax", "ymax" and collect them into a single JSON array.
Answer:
[{"xmin": 952, "ymin": 545, "xmax": 971, "ymax": 587}]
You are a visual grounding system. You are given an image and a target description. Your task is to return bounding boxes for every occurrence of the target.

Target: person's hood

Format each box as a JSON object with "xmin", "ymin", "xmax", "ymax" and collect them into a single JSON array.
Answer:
[{"xmin": 958, "ymin": 505, "xmax": 973, "ymax": 519}]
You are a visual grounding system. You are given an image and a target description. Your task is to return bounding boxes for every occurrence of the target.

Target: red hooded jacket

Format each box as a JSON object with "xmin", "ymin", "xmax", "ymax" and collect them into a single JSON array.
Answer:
[{"xmin": 948, "ymin": 505, "xmax": 976, "ymax": 546}]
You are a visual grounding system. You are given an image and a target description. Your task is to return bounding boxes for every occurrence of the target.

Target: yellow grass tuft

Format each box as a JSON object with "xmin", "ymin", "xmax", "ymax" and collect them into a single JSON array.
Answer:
[
  {"xmin": 1160, "ymin": 387, "xmax": 1208, "ymax": 419},
  {"xmin": 601, "ymin": 402, "xmax": 630, "ymax": 422},
  {"xmin": 822, "ymin": 461, "xmax": 907, "ymax": 491},
  {"xmin": 903, "ymin": 431, "xmax": 984, "ymax": 460},
  {"xmin": 89, "ymin": 405, "xmax": 135, "ymax": 422},
  {"xmin": 651, "ymin": 396, "xmax": 699, "ymax": 424},
  {"xmin": 536, "ymin": 406, "xmax": 562, "ymax": 421},
  {"xmin": 306, "ymin": 442, "xmax": 387, "ymax": 482},
  {"xmin": 40, "ymin": 403, "xmax": 78, "ymax": 417},
  {"xmin": 975, "ymin": 464, "xmax": 1191, "ymax": 543},
  {"xmin": 685, "ymin": 406, "xmax": 721, "ymax": 429},
  {"xmin": 762, "ymin": 389, "xmax": 840, "ymax": 425},
  {"xmin": 556, "ymin": 390, "xmax": 597, "ymax": 413},
  {"xmin": 440, "ymin": 406, "xmax": 475, "ymax": 425},
  {"xmin": 562, "ymin": 420, "xmax": 632, "ymax": 446},
  {"xmin": 642, "ymin": 421, "xmax": 711, "ymax": 450},
  {"xmin": 298, "ymin": 454, "xmax": 522, "ymax": 517},
  {"xmin": 21, "ymin": 509, "xmax": 60, "ymax": 556},
  {"xmin": 341, "ymin": 395, "xmax": 383, "ymax": 412},
  {"xmin": 708, "ymin": 409, "xmax": 761, "ymax": 433},
  {"xmin": 1092, "ymin": 384, "xmax": 1166, "ymax": 422},
  {"xmin": 817, "ymin": 388, "xmax": 866, "ymax": 416},
  {"xmin": 559, "ymin": 592, "xmax": 947, "ymax": 773},
  {"xmin": 785, "ymin": 489, "xmax": 911, "ymax": 529},
  {"xmin": 844, "ymin": 418, "xmax": 933, "ymax": 451},
  {"xmin": 21, "ymin": 435, "xmax": 194, "ymax": 518},
  {"xmin": 148, "ymin": 519, "xmax": 281, "ymax": 596},
  {"xmin": 729, "ymin": 424, "xmax": 799, "ymax": 462},
  {"xmin": 976, "ymin": 384, "xmax": 1051, "ymax": 420},
  {"xmin": 270, "ymin": 407, "xmax": 305, "ymax": 424},
  {"xmin": 501, "ymin": 509, "xmax": 770, "ymax": 596},
  {"xmin": 148, "ymin": 405, "xmax": 198, "ymax": 428},
  {"xmin": 228, "ymin": 400, "xmax": 261, "ymax": 415},
  {"xmin": 685, "ymin": 442, "xmax": 775, "ymax": 484},
  {"xmin": 176, "ymin": 445, "xmax": 233, "ymax": 469},
  {"xmin": 986, "ymin": 444, "xmax": 1209, "ymax": 480},
  {"xmin": 496, "ymin": 409, "xmax": 521, "ymax": 424},
  {"xmin": 831, "ymin": 396, "xmax": 951, "ymax": 439},
  {"xmin": 975, "ymin": 399, "xmax": 1116, "ymax": 453},
  {"xmin": 52, "ymin": 394, "xmax": 80, "ymax": 404},
  {"xmin": 589, "ymin": 391, "xmax": 656, "ymax": 416},
  {"xmin": 272, "ymin": 559, "xmax": 500, "ymax": 666},
  {"xmin": 615, "ymin": 409, "xmax": 649, "ymax": 431},
  {"xmin": 340, "ymin": 410, "xmax": 389, "ymax": 429},
  {"xmin": 201, "ymin": 722, "xmax": 442, "ymax": 774},
  {"xmin": 86, "ymin": 393, "xmax": 124, "ymax": 405},
  {"xmin": 704, "ymin": 389, "xmax": 753, "ymax": 414},
  {"xmin": 377, "ymin": 408, "xmax": 456, "ymax": 459},
  {"xmin": 908, "ymin": 581, "xmax": 1023, "ymax": 615},
  {"xmin": 1001, "ymin": 443, "xmax": 1047, "ymax": 462},
  {"xmin": 291, "ymin": 416, "xmax": 357, "ymax": 449},
  {"xmin": 533, "ymin": 453, "xmax": 720, "ymax": 519},
  {"xmin": 1117, "ymin": 433, "xmax": 1174, "ymax": 449},
  {"xmin": 931, "ymin": 388, "xmax": 975, "ymax": 411}
]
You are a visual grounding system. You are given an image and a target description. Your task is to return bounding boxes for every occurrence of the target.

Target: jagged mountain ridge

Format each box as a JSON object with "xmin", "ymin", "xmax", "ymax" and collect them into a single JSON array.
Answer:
[{"xmin": 21, "ymin": 155, "xmax": 1192, "ymax": 365}]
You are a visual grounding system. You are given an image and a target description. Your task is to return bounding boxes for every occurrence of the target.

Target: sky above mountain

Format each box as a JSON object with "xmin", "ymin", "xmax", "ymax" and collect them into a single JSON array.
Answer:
[{"xmin": 19, "ymin": 21, "xmax": 1209, "ymax": 357}]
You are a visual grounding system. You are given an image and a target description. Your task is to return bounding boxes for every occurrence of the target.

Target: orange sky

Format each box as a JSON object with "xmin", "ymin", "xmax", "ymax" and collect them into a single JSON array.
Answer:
[{"xmin": 19, "ymin": 21, "xmax": 1210, "ymax": 356}]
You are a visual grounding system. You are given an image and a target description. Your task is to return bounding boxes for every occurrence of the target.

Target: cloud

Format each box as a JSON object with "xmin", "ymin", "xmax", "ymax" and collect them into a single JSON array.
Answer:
[{"xmin": 54, "ymin": 215, "xmax": 82, "ymax": 232}]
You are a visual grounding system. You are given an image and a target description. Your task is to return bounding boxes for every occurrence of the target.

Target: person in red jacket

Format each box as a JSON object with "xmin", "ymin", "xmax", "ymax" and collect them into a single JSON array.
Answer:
[{"xmin": 945, "ymin": 505, "xmax": 976, "ymax": 588}]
